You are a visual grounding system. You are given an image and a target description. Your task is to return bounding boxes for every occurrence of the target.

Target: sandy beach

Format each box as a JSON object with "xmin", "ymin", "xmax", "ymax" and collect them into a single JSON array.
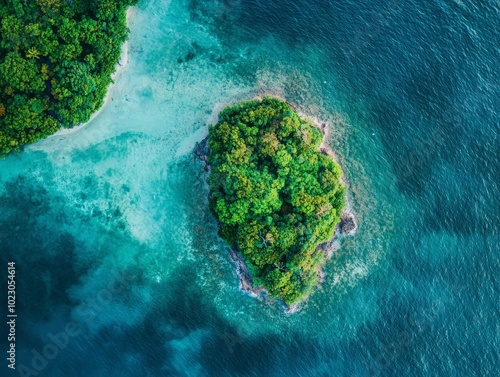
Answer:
[{"xmin": 54, "ymin": 7, "xmax": 136, "ymax": 136}]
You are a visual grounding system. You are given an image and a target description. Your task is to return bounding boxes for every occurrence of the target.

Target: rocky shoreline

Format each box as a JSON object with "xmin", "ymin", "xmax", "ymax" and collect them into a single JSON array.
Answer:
[{"xmin": 195, "ymin": 101, "xmax": 357, "ymax": 312}]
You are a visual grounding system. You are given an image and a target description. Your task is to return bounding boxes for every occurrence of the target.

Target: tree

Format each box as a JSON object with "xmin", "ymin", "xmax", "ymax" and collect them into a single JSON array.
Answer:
[
  {"xmin": 207, "ymin": 97, "xmax": 346, "ymax": 305},
  {"xmin": 0, "ymin": 0, "xmax": 138, "ymax": 156}
]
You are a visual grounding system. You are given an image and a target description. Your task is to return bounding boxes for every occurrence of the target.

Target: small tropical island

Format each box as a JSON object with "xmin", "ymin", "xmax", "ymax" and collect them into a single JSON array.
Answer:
[
  {"xmin": 0, "ymin": 0, "xmax": 137, "ymax": 156},
  {"xmin": 197, "ymin": 97, "xmax": 356, "ymax": 309}
]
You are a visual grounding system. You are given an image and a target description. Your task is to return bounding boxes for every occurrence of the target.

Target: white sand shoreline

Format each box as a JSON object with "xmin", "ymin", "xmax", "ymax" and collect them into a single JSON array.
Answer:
[{"xmin": 53, "ymin": 7, "xmax": 136, "ymax": 137}]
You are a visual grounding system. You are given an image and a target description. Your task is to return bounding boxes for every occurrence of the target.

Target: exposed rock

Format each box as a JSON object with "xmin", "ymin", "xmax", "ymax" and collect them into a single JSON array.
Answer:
[
  {"xmin": 317, "ymin": 208, "xmax": 356, "ymax": 259},
  {"xmin": 284, "ymin": 302, "xmax": 301, "ymax": 314},
  {"xmin": 195, "ymin": 136, "xmax": 210, "ymax": 171},
  {"xmin": 229, "ymin": 250, "xmax": 265, "ymax": 295},
  {"xmin": 339, "ymin": 209, "xmax": 357, "ymax": 235},
  {"xmin": 318, "ymin": 238, "xmax": 341, "ymax": 259}
]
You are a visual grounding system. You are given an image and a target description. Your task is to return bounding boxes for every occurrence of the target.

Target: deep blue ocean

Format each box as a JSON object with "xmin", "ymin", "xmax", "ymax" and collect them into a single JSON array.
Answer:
[{"xmin": 1, "ymin": 0, "xmax": 499, "ymax": 376}]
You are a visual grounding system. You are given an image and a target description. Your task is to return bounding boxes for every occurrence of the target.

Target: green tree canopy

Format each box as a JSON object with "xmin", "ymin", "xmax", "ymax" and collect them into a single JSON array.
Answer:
[
  {"xmin": 207, "ymin": 97, "xmax": 346, "ymax": 305},
  {"xmin": 0, "ymin": 0, "xmax": 137, "ymax": 156}
]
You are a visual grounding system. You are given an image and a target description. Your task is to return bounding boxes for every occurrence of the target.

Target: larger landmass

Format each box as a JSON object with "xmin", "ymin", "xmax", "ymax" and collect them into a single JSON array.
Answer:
[
  {"xmin": 0, "ymin": 0, "xmax": 137, "ymax": 156},
  {"xmin": 199, "ymin": 97, "xmax": 354, "ymax": 307}
]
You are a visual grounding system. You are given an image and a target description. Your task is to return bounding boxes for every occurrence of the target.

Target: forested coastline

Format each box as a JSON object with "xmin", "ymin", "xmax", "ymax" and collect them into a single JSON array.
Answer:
[{"xmin": 0, "ymin": 0, "xmax": 137, "ymax": 156}]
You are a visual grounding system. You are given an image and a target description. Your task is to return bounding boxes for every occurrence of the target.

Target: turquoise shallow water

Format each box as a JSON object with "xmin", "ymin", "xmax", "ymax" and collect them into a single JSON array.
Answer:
[{"xmin": 1, "ymin": 0, "xmax": 499, "ymax": 376}]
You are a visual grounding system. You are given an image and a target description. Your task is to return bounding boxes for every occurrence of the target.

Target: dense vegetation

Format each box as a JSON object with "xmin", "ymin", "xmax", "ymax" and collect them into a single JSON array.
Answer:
[
  {"xmin": 0, "ymin": 0, "xmax": 137, "ymax": 156},
  {"xmin": 208, "ymin": 98, "xmax": 346, "ymax": 305}
]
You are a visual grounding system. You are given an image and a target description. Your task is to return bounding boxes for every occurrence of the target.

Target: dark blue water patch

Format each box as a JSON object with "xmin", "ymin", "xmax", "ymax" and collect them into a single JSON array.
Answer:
[
  {"xmin": 0, "ymin": 176, "xmax": 91, "ymax": 373},
  {"xmin": 0, "ymin": 167, "xmax": 151, "ymax": 370},
  {"xmin": 0, "ymin": 175, "xmax": 52, "ymax": 220},
  {"xmin": 402, "ymin": 63, "xmax": 456, "ymax": 120},
  {"xmin": 0, "ymin": 176, "xmax": 86, "ymax": 311}
]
